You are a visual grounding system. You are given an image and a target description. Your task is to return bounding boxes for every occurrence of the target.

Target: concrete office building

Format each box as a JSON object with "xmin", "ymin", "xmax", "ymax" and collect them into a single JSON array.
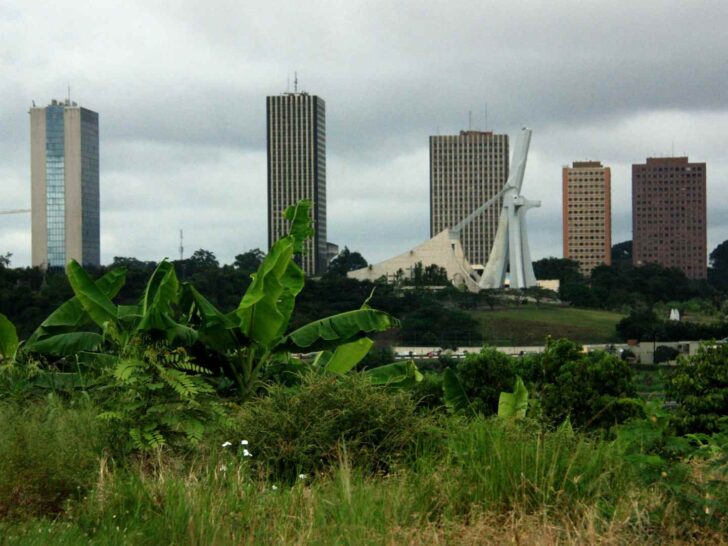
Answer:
[
  {"xmin": 632, "ymin": 157, "xmax": 707, "ymax": 279},
  {"xmin": 30, "ymin": 99, "xmax": 100, "ymax": 269},
  {"xmin": 562, "ymin": 161, "xmax": 612, "ymax": 276},
  {"xmin": 430, "ymin": 130, "xmax": 509, "ymax": 267},
  {"xmin": 266, "ymin": 92, "xmax": 326, "ymax": 275}
]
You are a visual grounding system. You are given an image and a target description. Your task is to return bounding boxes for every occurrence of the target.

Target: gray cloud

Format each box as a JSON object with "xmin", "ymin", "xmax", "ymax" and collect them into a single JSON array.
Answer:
[{"xmin": 1, "ymin": 0, "xmax": 727, "ymax": 268}]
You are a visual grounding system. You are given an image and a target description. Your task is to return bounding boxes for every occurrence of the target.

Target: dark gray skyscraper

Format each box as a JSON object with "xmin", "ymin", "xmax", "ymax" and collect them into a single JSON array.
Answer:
[
  {"xmin": 266, "ymin": 92, "xmax": 326, "ymax": 275},
  {"xmin": 30, "ymin": 99, "xmax": 100, "ymax": 269},
  {"xmin": 430, "ymin": 130, "xmax": 509, "ymax": 267}
]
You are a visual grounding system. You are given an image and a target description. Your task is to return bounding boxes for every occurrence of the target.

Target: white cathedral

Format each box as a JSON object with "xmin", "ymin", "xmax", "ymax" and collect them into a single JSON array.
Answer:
[{"xmin": 348, "ymin": 128, "xmax": 543, "ymax": 292}]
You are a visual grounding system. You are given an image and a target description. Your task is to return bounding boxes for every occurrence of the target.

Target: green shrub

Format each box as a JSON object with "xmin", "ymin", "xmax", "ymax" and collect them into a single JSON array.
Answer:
[
  {"xmin": 539, "ymin": 342, "xmax": 642, "ymax": 429},
  {"xmin": 454, "ymin": 347, "xmax": 516, "ymax": 416},
  {"xmin": 94, "ymin": 342, "xmax": 227, "ymax": 453},
  {"xmin": 0, "ymin": 398, "xmax": 106, "ymax": 518},
  {"xmin": 227, "ymin": 372, "xmax": 427, "ymax": 481},
  {"xmin": 411, "ymin": 372, "xmax": 445, "ymax": 410},
  {"xmin": 654, "ymin": 344, "xmax": 680, "ymax": 364},
  {"xmin": 667, "ymin": 343, "xmax": 728, "ymax": 434}
]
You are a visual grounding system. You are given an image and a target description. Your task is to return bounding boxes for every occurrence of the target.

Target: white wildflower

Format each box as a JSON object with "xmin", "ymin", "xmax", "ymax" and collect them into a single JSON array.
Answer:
[
  {"xmin": 221, "ymin": 441, "xmax": 232, "ymax": 448},
  {"xmin": 241, "ymin": 439, "xmax": 249, "ymax": 445},
  {"xmin": 243, "ymin": 448, "xmax": 252, "ymax": 457},
  {"xmin": 272, "ymin": 485, "xmax": 278, "ymax": 491},
  {"xmin": 219, "ymin": 464, "xmax": 227, "ymax": 472},
  {"xmin": 298, "ymin": 473, "xmax": 308, "ymax": 480}
]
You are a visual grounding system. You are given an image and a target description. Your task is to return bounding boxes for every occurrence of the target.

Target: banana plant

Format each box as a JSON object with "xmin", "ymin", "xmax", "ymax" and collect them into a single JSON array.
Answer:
[
  {"xmin": 497, "ymin": 376, "xmax": 529, "ymax": 419},
  {"xmin": 182, "ymin": 200, "xmax": 402, "ymax": 398},
  {"xmin": 0, "ymin": 312, "xmax": 19, "ymax": 364},
  {"xmin": 22, "ymin": 200, "xmax": 403, "ymax": 400}
]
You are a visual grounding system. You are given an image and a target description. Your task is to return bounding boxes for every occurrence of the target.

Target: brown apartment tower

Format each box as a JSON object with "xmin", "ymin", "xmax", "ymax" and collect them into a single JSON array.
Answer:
[
  {"xmin": 562, "ymin": 161, "xmax": 612, "ymax": 276},
  {"xmin": 632, "ymin": 157, "xmax": 707, "ymax": 279},
  {"xmin": 430, "ymin": 130, "xmax": 509, "ymax": 267}
]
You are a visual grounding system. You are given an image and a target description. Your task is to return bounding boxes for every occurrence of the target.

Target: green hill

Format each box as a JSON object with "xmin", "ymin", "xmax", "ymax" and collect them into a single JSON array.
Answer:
[{"xmin": 473, "ymin": 305, "xmax": 625, "ymax": 346}]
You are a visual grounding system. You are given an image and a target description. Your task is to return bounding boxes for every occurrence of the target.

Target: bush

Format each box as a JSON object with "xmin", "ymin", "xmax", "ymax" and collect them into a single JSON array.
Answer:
[
  {"xmin": 667, "ymin": 344, "xmax": 728, "ymax": 434},
  {"xmin": 654, "ymin": 345, "xmax": 680, "ymax": 364},
  {"xmin": 520, "ymin": 339, "xmax": 641, "ymax": 430},
  {"xmin": 94, "ymin": 342, "xmax": 227, "ymax": 454},
  {"xmin": 411, "ymin": 372, "xmax": 444, "ymax": 410},
  {"xmin": 455, "ymin": 347, "xmax": 516, "ymax": 416},
  {"xmin": 0, "ymin": 398, "xmax": 106, "ymax": 518},
  {"xmin": 228, "ymin": 373, "xmax": 428, "ymax": 481}
]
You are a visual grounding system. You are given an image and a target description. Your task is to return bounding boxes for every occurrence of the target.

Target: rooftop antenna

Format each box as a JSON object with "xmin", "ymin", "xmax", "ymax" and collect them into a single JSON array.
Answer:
[
  {"xmin": 179, "ymin": 229, "xmax": 184, "ymax": 261},
  {"xmin": 67, "ymin": 84, "xmax": 71, "ymax": 103},
  {"xmin": 294, "ymin": 71, "xmax": 298, "ymax": 93}
]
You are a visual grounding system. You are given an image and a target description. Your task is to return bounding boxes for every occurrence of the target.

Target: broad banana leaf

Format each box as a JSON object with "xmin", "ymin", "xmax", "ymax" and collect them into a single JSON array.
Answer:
[
  {"xmin": 25, "ymin": 332, "xmax": 103, "ymax": 356},
  {"xmin": 497, "ymin": 376, "xmax": 529, "ymax": 419},
  {"xmin": 66, "ymin": 260, "xmax": 119, "ymax": 329},
  {"xmin": 137, "ymin": 261, "xmax": 180, "ymax": 331},
  {"xmin": 324, "ymin": 337, "xmax": 374, "ymax": 375},
  {"xmin": 278, "ymin": 309, "xmax": 399, "ymax": 352},
  {"xmin": 237, "ymin": 201, "xmax": 311, "ymax": 347},
  {"xmin": 366, "ymin": 360, "xmax": 423, "ymax": 388},
  {"xmin": 26, "ymin": 267, "xmax": 126, "ymax": 344},
  {"xmin": 284, "ymin": 199, "xmax": 315, "ymax": 253},
  {"xmin": 182, "ymin": 284, "xmax": 239, "ymax": 353},
  {"xmin": 443, "ymin": 368, "xmax": 474, "ymax": 415},
  {"xmin": 0, "ymin": 312, "xmax": 18, "ymax": 360}
]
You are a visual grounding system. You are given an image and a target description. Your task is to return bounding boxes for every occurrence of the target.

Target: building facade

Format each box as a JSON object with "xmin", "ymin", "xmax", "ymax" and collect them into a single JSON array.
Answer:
[
  {"xmin": 30, "ymin": 99, "xmax": 100, "ymax": 269},
  {"xmin": 632, "ymin": 157, "xmax": 707, "ymax": 279},
  {"xmin": 430, "ymin": 130, "xmax": 509, "ymax": 267},
  {"xmin": 266, "ymin": 93, "xmax": 326, "ymax": 275},
  {"xmin": 562, "ymin": 161, "xmax": 612, "ymax": 276}
]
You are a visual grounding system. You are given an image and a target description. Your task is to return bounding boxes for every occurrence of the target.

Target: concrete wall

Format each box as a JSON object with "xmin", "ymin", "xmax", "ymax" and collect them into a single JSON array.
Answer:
[
  {"xmin": 64, "ymin": 108, "xmax": 83, "ymax": 265},
  {"xmin": 30, "ymin": 108, "xmax": 47, "ymax": 268}
]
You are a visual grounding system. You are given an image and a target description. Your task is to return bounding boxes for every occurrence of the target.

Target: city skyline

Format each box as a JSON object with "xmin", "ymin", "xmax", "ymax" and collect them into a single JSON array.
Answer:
[{"xmin": 1, "ymin": 1, "xmax": 726, "ymax": 268}]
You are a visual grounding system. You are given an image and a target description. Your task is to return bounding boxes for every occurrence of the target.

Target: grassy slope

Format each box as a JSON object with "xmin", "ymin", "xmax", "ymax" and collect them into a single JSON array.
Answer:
[{"xmin": 474, "ymin": 305, "xmax": 625, "ymax": 345}]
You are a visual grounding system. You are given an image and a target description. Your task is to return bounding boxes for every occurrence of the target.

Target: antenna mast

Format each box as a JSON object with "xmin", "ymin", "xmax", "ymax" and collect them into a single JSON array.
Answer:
[
  {"xmin": 179, "ymin": 229, "xmax": 184, "ymax": 261},
  {"xmin": 294, "ymin": 71, "xmax": 298, "ymax": 93}
]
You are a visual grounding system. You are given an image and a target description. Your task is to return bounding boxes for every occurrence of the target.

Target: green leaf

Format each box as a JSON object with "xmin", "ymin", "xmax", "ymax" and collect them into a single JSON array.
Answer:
[
  {"xmin": 324, "ymin": 338, "xmax": 374, "ymax": 375},
  {"xmin": 0, "ymin": 312, "xmax": 19, "ymax": 361},
  {"xmin": 237, "ymin": 237, "xmax": 296, "ymax": 347},
  {"xmin": 498, "ymin": 376, "xmax": 529, "ymax": 419},
  {"xmin": 443, "ymin": 368, "xmax": 474, "ymax": 415},
  {"xmin": 183, "ymin": 284, "xmax": 238, "ymax": 353},
  {"xmin": 26, "ymin": 267, "xmax": 126, "ymax": 344},
  {"xmin": 366, "ymin": 360, "xmax": 423, "ymax": 388},
  {"xmin": 283, "ymin": 199, "xmax": 315, "ymax": 253},
  {"xmin": 137, "ymin": 261, "xmax": 180, "ymax": 332},
  {"xmin": 66, "ymin": 260, "xmax": 118, "ymax": 329},
  {"xmin": 279, "ymin": 309, "xmax": 399, "ymax": 352},
  {"xmin": 25, "ymin": 332, "xmax": 103, "ymax": 356},
  {"xmin": 236, "ymin": 201, "xmax": 312, "ymax": 348}
]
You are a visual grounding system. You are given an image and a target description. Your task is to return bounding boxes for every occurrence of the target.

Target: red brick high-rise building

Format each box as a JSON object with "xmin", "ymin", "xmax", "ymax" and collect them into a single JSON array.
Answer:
[{"xmin": 632, "ymin": 157, "xmax": 707, "ymax": 279}]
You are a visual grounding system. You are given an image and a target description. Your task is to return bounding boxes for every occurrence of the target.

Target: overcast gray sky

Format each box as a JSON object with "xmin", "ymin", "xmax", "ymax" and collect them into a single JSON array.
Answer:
[{"xmin": 1, "ymin": 0, "xmax": 727, "ymax": 267}]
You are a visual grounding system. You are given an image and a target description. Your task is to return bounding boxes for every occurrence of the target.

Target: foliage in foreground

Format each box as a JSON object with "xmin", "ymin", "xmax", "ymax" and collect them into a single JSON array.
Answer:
[{"xmin": 227, "ymin": 372, "xmax": 428, "ymax": 481}]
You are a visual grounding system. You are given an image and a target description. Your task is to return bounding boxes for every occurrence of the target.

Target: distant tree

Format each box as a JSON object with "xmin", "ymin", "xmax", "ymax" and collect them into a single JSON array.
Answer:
[
  {"xmin": 616, "ymin": 308, "xmax": 664, "ymax": 342},
  {"xmin": 708, "ymin": 240, "xmax": 728, "ymax": 293},
  {"xmin": 327, "ymin": 247, "xmax": 367, "ymax": 277},
  {"xmin": 611, "ymin": 240, "xmax": 632, "ymax": 269},
  {"xmin": 0, "ymin": 253, "xmax": 11, "ymax": 268},
  {"xmin": 532, "ymin": 257, "xmax": 583, "ymax": 284},
  {"xmin": 188, "ymin": 249, "xmax": 219, "ymax": 269},
  {"xmin": 710, "ymin": 240, "xmax": 728, "ymax": 271},
  {"xmin": 234, "ymin": 249, "xmax": 265, "ymax": 272}
]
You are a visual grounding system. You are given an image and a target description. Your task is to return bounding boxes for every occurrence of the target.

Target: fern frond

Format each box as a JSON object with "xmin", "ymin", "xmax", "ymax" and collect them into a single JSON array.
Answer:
[{"xmin": 114, "ymin": 359, "xmax": 145, "ymax": 381}]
